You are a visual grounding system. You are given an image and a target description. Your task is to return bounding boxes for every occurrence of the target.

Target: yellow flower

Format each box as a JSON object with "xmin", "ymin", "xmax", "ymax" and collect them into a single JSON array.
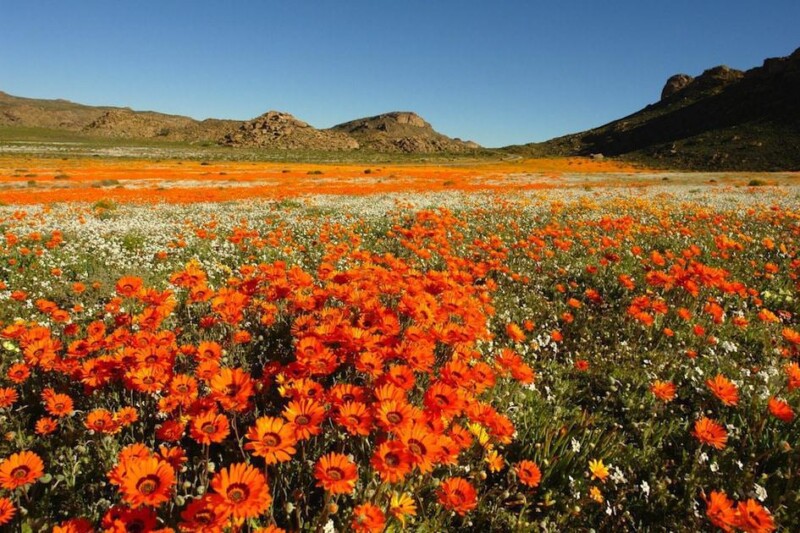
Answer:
[
  {"xmin": 485, "ymin": 448, "xmax": 505, "ymax": 473},
  {"xmin": 468, "ymin": 422, "xmax": 491, "ymax": 447},
  {"xmin": 589, "ymin": 486, "xmax": 604, "ymax": 503},
  {"xmin": 389, "ymin": 492, "xmax": 417, "ymax": 527},
  {"xmin": 589, "ymin": 459, "xmax": 609, "ymax": 482}
]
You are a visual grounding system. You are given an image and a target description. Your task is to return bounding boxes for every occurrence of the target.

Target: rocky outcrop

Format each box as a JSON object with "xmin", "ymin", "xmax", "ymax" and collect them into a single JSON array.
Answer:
[
  {"xmin": 221, "ymin": 111, "xmax": 359, "ymax": 150},
  {"xmin": 330, "ymin": 112, "xmax": 480, "ymax": 153},
  {"xmin": 661, "ymin": 74, "xmax": 694, "ymax": 100}
]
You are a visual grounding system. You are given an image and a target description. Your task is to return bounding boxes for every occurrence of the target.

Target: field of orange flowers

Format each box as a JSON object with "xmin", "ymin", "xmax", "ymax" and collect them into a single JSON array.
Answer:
[{"xmin": 0, "ymin": 169, "xmax": 798, "ymax": 531}]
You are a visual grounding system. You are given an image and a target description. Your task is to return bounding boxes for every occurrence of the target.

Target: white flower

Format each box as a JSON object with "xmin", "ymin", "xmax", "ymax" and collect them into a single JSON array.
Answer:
[
  {"xmin": 571, "ymin": 438, "xmax": 581, "ymax": 453},
  {"xmin": 754, "ymin": 484, "xmax": 767, "ymax": 502},
  {"xmin": 640, "ymin": 481, "xmax": 650, "ymax": 499}
]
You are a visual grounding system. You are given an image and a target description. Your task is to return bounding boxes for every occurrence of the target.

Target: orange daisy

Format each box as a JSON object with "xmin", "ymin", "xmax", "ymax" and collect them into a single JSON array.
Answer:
[
  {"xmin": 706, "ymin": 374, "xmax": 739, "ymax": 406},
  {"xmin": 118, "ymin": 457, "xmax": 175, "ymax": 508},
  {"xmin": 692, "ymin": 417, "xmax": 728, "ymax": 449},
  {"xmin": 351, "ymin": 502, "xmax": 386, "ymax": 533},
  {"xmin": 334, "ymin": 401, "xmax": 373, "ymax": 436},
  {"xmin": 0, "ymin": 497, "xmax": 15, "ymax": 526},
  {"xmin": 179, "ymin": 495, "xmax": 231, "ymax": 532},
  {"xmin": 733, "ymin": 499, "xmax": 775, "ymax": 533},
  {"xmin": 210, "ymin": 462, "xmax": 272, "ymax": 520},
  {"xmin": 85, "ymin": 408, "xmax": 120, "ymax": 434},
  {"xmin": 35, "ymin": 417, "xmax": 58, "ymax": 436},
  {"xmin": 244, "ymin": 416, "xmax": 297, "ymax": 464},
  {"xmin": 767, "ymin": 397, "xmax": 794, "ymax": 422},
  {"xmin": 371, "ymin": 440, "xmax": 413, "ymax": 483},
  {"xmin": 210, "ymin": 367, "xmax": 254, "ymax": 412},
  {"xmin": 706, "ymin": 490, "xmax": 735, "ymax": 531},
  {"xmin": 650, "ymin": 380, "xmax": 676, "ymax": 402},
  {"xmin": 397, "ymin": 423, "xmax": 441, "ymax": 474},
  {"xmin": 189, "ymin": 411, "xmax": 230, "ymax": 445},
  {"xmin": 314, "ymin": 452, "xmax": 358, "ymax": 495},
  {"xmin": 515, "ymin": 460, "xmax": 542, "ymax": 488},
  {"xmin": 437, "ymin": 477, "xmax": 477, "ymax": 516},
  {"xmin": 283, "ymin": 398, "xmax": 326, "ymax": 440},
  {"xmin": 0, "ymin": 450, "xmax": 45, "ymax": 490}
]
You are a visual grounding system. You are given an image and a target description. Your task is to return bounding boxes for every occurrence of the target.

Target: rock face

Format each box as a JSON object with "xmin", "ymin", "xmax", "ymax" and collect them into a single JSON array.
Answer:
[
  {"xmin": 221, "ymin": 111, "xmax": 359, "ymax": 150},
  {"xmin": 661, "ymin": 74, "xmax": 694, "ymax": 100},
  {"xmin": 330, "ymin": 112, "xmax": 480, "ymax": 153}
]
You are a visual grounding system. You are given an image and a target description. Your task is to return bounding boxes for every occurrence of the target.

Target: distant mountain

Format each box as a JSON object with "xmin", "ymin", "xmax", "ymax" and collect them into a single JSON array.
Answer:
[
  {"xmin": 507, "ymin": 47, "xmax": 800, "ymax": 170},
  {"xmin": 330, "ymin": 112, "xmax": 480, "ymax": 153},
  {"xmin": 0, "ymin": 91, "xmax": 238, "ymax": 142},
  {"xmin": 0, "ymin": 92, "xmax": 480, "ymax": 153}
]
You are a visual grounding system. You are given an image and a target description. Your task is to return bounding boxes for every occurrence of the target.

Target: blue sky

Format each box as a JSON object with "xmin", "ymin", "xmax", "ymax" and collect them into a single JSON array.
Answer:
[{"xmin": 1, "ymin": 1, "xmax": 798, "ymax": 147}]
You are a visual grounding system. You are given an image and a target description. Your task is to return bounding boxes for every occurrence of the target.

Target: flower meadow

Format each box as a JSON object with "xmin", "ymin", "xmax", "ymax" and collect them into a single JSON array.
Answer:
[{"xmin": 0, "ymin": 184, "xmax": 798, "ymax": 532}]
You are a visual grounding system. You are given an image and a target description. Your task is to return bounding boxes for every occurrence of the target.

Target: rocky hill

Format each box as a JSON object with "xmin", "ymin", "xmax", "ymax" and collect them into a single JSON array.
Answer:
[
  {"xmin": 0, "ymin": 93, "xmax": 477, "ymax": 154},
  {"xmin": 330, "ymin": 112, "xmax": 480, "ymax": 153},
  {"xmin": 221, "ymin": 111, "xmax": 359, "ymax": 151},
  {"xmin": 508, "ymin": 47, "xmax": 800, "ymax": 170}
]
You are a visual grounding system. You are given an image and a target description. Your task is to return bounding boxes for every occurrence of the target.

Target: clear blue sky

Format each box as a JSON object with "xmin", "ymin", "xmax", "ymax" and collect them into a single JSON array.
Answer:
[{"xmin": 1, "ymin": 1, "xmax": 798, "ymax": 147}]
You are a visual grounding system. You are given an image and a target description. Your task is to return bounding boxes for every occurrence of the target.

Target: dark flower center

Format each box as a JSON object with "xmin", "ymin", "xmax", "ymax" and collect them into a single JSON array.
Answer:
[
  {"xmin": 11, "ymin": 466, "xmax": 29, "ymax": 479},
  {"xmin": 227, "ymin": 483, "xmax": 249, "ymax": 503},
  {"xmin": 137, "ymin": 475, "xmax": 160, "ymax": 495}
]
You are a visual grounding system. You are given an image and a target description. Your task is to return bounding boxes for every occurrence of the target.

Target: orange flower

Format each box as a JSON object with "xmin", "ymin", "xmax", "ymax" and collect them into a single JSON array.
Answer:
[
  {"xmin": 6, "ymin": 363, "xmax": 30, "ymax": 384},
  {"xmin": 334, "ymin": 401, "xmax": 373, "ymax": 436},
  {"xmin": 375, "ymin": 399, "xmax": 417, "ymax": 432},
  {"xmin": 767, "ymin": 397, "xmax": 794, "ymax": 422},
  {"xmin": 35, "ymin": 417, "xmax": 58, "ymax": 436},
  {"xmin": 179, "ymin": 495, "xmax": 231, "ymax": 532},
  {"xmin": 706, "ymin": 490, "xmax": 735, "ymax": 531},
  {"xmin": 244, "ymin": 416, "xmax": 297, "ymax": 464},
  {"xmin": 351, "ymin": 502, "xmax": 386, "ymax": 533},
  {"xmin": 0, "ymin": 450, "xmax": 44, "ymax": 490},
  {"xmin": 283, "ymin": 398, "xmax": 326, "ymax": 440},
  {"xmin": 515, "ymin": 460, "xmax": 542, "ymax": 488},
  {"xmin": 437, "ymin": 477, "xmax": 477, "ymax": 516},
  {"xmin": 189, "ymin": 411, "xmax": 230, "ymax": 445},
  {"xmin": 706, "ymin": 375, "xmax": 739, "ymax": 406},
  {"xmin": 53, "ymin": 517, "xmax": 95, "ymax": 533},
  {"xmin": 43, "ymin": 390, "xmax": 74, "ymax": 417},
  {"xmin": 118, "ymin": 457, "xmax": 175, "ymax": 508},
  {"xmin": 0, "ymin": 496, "xmax": 15, "ymax": 526},
  {"xmin": 116, "ymin": 276, "xmax": 143, "ymax": 298},
  {"xmin": 651, "ymin": 380, "xmax": 676, "ymax": 402},
  {"xmin": 786, "ymin": 362, "xmax": 800, "ymax": 391},
  {"xmin": 733, "ymin": 499, "xmax": 776, "ymax": 533},
  {"xmin": 398, "ymin": 423, "xmax": 442, "ymax": 474},
  {"xmin": 85, "ymin": 408, "xmax": 120, "ymax": 434},
  {"xmin": 505, "ymin": 322, "xmax": 526, "ymax": 342},
  {"xmin": 0, "ymin": 387, "xmax": 19, "ymax": 409},
  {"xmin": 210, "ymin": 367, "xmax": 254, "ymax": 412},
  {"xmin": 210, "ymin": 462, "xmax": 271, "ymax": 520},
  {"xmin": 371, "ymin": 440, "xmax": 413, "ymax": 483},
  {"xmin": 692, "ymin": 417, "xmax": 728, "ymax": 449},
  {"xmin": 116, "ymin": 406, "xmax": 139, "ymax": 427},
  {"xmin": 314, "ymin": 452, "xmax": 358, "ymax": 495}
]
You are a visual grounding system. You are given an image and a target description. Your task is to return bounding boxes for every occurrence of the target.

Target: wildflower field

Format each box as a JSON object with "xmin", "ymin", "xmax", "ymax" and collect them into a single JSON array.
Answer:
[{"xmin": 0, "ymin": 158, "xmax": 798, "ymax": 532}]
